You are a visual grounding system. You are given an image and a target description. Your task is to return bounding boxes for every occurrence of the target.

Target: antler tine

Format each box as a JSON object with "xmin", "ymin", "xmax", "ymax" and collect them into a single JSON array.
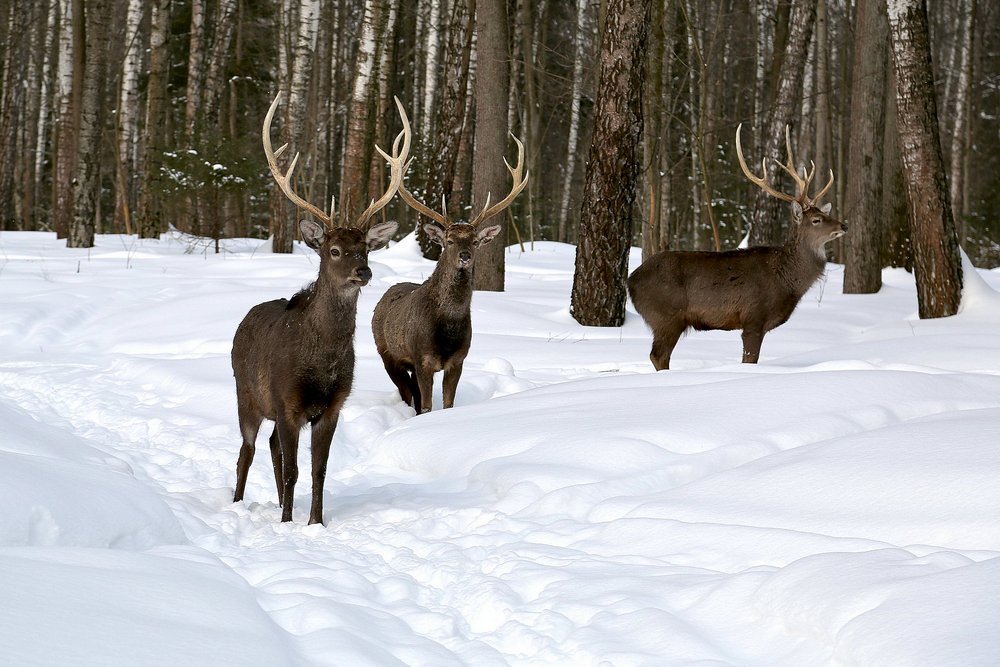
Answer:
[
  {"xmin": 735, "ymin": 123, "xmax": 797, "ymax": 204},
  {"xmin": 774, "ymin": 125, "xmax": 809, "ymax": 200},
  {"xmin": 392, "ymin": 100, "xmax": 449, "ymax": 228},
  {"xmin": 470, "ymin": 133, "xmax": 529, "ymax": 228},
  {"xmin": 262, "ymin": 92, "xmax": 332, "ymax": 226},
  {"xmin": 357, "ymin": 97, "xmax": 411, "ymax": 230},
  {"xmin": 812, "ymin": 168, "xmax": 835, "ymax": 204}
]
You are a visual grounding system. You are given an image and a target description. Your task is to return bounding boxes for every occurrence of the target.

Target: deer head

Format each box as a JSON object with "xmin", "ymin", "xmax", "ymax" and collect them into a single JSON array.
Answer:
[
  {"xmin": 736, "ymin": 124, "xmax": 848, "ymax": 254},
  {"xmin": 263, "ymin": 93, "xmax": 404, "ymax": 290},
  {"xmin": 391, "ymin": 103, "xmax": 528, "ymax": 271}
]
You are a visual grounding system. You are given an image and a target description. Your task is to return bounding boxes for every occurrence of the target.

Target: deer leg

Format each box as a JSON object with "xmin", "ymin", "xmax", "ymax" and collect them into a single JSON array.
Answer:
[
  {"xmin": 234, "ymin": 404, "xmax": 263, "ymax": 503},
  {"xmin": 741, "ymin": 327, "xmax": 765, "ymax": 363},
  {"xmin": 381, "ymin": 357, "xmax": 414, "ymax": 407},
  {"xmin": 268, "ymin": 427, "xmax": 283, "ymax": 504},
  {"xmin": 307, "ymin": 404, "xmax": 342, "ymax": 526},
  {"xmin": 442, "ymin": 361, "xmax": 463, "ymax": 409},
  {"xmin": 650, "ymin": 323, "xmax": 684, "ymax": 371},
  {"xmin": 414, "ymin": 360, "xmax": 436, "ymax": 414},
  {"xmin": 275, "ymin": 415, "xmax": 300, "ymax": 522}
]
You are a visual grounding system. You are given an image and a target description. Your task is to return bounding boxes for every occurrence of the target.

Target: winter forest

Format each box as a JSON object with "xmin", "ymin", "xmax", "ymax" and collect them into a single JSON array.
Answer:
[{"xmin": 1, "ymin": 0, "xmax": 997, "ymax": 299}]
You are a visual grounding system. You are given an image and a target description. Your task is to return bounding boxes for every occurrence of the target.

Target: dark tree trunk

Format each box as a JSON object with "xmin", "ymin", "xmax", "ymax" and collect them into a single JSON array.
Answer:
[
  {"xmin": 888, "ymin": 0, "xmax": 963, "ymax": 318},
  {"xmin": 471, "ymin": 0, "xmax": 511, "ymax": 292},
  {"xmin": 748, "ymin": 0, "xmax": 815, "ymax": 247},
  {"xmin": 137, "ymin": 0, "xmax": 171, "ymax": 239},
  {"xmin": 570, "ymin": 0, "xmax": 650, "ymax": 327},
  {"xmin": 843, "ymin": 0, "xmax": 889, "ymax": 293}
]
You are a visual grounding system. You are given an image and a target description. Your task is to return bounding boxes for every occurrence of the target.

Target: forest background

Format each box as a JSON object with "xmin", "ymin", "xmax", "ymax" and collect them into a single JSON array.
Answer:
[{"xmin": 0, "ymin": 0, "xmax": 996, "ymax": 291}]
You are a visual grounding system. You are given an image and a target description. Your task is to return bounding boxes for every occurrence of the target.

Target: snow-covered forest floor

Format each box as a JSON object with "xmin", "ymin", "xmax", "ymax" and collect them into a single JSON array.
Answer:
[{"xmin": 2, "ymin": 230, "xmax": 999, "ymax": 666}]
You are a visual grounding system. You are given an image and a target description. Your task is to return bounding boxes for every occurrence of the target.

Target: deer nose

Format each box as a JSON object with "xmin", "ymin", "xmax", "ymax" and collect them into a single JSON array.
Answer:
[
  {"xmin": 841, "ymin": 221, "xmax": 849, "ymax": 232},
  {"xmin": 354, "ymin": 266, "xmax": 372, "ymax": 284},
  {"xmin": 459, "ymin": 250, "xmax": 472, "ymax": 264}
]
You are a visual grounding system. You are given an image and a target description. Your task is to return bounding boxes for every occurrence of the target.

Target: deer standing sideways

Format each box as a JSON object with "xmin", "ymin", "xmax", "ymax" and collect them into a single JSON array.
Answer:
[
  {"xmin": 628, "ymin": 125, "xmax": 848, "ymax": 370},
  {"xmin": 371, "ymin": 104, "xmax": 528, "ymax": 413},
  {"xmin": 231, "ymin": 93, "xmax": 407, "ymax": 524}
]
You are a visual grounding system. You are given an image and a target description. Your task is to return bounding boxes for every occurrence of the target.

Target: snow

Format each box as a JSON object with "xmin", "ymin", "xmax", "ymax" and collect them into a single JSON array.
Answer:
[{"xmin": 1, "ymin": 229, "xmax": 999, "ymax": 666}]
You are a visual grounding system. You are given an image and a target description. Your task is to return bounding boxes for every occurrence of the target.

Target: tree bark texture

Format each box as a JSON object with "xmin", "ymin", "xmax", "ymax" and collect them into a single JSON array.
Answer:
[
  {"xmin": 471, "ymin": 0, "xmax": 511, "ymax": 292},
  {"xmin": 887, "ymin": 0, "xmax": 963, "ymax": 318},
  {"xmin": 843, "ymin": 0, "xmax": 889, "ymax": 293},
  {"xmin": 137, "ymin": 0, "xmax": 171, "ymax": 239},
  {"xmin": 749, "ymin": 0, "xmax": 815, "ymax": 247},
  {"xmin": 570, "ymin": 0, "xmax": 650, "ymax": 327}
]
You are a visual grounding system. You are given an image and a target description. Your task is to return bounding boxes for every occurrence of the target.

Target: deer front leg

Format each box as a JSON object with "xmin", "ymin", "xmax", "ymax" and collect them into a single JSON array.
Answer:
[
  {"xmin": 741, "ymin": 326, "xmax": 765, "ymax": 364},
  {"xmin": 274, "ymin": 414, "xmax": 301, "ymax": 522},
  {"xmin": 415, "ymin": 357, "xmax": 437, "ymax": 414},
  {"xmin": 442, "ymin": 361, "xmax": 464, "ymax": 409},
  {"xmin": 307, "ymin": 404, "xmax": 342, "ymax": 526}
]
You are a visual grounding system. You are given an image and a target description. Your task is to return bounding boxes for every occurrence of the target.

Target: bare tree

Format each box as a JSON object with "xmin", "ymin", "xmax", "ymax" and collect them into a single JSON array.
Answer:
[
  {"xmin": 136, "ymin": 0, "xmax": 171, "ymax": 239},
  {"xmin": 559, "ymin": 0, "xmax": 594, "ymax": 246},
  {"xmin": 472, "ymin": 0, "xmax": 513, "ymax": 292},
  {"xmin": 570, "ymin": 0, "xmax": 650, "ymax": 326},
  {"xmin": 887, "ymin": 0, "xmax": 963, "ymax": 318},
  {"xmin": 843, "ymin": 0, "xmax": 889, "ymax": 293}
]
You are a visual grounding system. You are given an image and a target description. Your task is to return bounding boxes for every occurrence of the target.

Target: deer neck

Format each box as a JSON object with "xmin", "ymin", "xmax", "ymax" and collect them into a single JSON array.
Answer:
[
  {"xmin": 298, "ymin": 278, "xmax": 361, "ymax": 338},
  {"xmin": 427, "ymin": 261, "xmax": 474, "ymax": 319},
  {"xmin": 777, "ymin": 228, "xmax": 827, "ymax": 295}
]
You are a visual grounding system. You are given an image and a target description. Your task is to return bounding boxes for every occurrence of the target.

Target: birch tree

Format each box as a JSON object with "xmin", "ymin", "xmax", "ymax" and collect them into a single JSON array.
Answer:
[
  {"xmin": 136, "ymin": 0, "xmax": 171, "ymax": 239},
  {"xmin": 115, "ymin": 0, "xmax": 145, "ymax": 235},
  {"xmin": 887, "ymin": 0, "xmax": 963, "ymax": 318},
  {"xmin": 948, "ymin": 0, "xmax": 975, "ymax": 227},
  {"xmin": 558, "ymin": 0, "xmax": 593, "ymax": 245}
]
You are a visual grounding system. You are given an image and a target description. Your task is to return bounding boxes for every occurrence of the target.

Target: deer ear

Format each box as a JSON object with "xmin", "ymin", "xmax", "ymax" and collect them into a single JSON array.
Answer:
[
  {"xmin": 476, "ymin": 224, "xmax": 502, "ymax": 246},
  {"xmin": 366, "ymin": 220, "xmax": 398, "ymax": 251},
  {"xmin": 423, "ymin": 223, "xmax": 445, "ymax": 246},
  {"xmin": 791, "ymin": 201, "xmax": 804, "ymax": 221},
  {"xmin": 820, "ymin": 202, "xmax": 832, "ymax": 215},
  {"xmin": 299, "ymin": 219, "xmax": 326, "ymax": 249}
]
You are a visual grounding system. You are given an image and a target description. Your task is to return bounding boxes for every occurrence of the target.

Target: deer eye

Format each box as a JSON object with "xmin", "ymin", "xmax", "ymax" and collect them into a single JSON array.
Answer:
[
  {"xmin": 446, "ymin": 239, "xmax": 455, "ymax": 246},
  {"xmin": 811, "ymin": 218, "xmax": 821, "ymax": 225},
  {"xmin": 330, "ymin": 247, "xmax": 341, "ymax": 257}
]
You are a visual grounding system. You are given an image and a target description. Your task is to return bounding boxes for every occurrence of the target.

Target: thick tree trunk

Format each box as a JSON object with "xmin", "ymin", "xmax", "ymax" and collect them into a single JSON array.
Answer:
[
  {"xmin": 340, "ymin": 0, "xmax": 381, "ymax": 223},
  {"xmin": 137, "ymin": 0, "xmax": 171, "ymax": 239},
  {"xmin": 748, "ymin": 0, "xmax": 815, "ymax": 247},
  {"xmin": 570, "ymin": 0, "xmax": 650, "ymax": 326},
  {"xmin": 69, "ymin": 0, "xmax": 112, "ymax": 248},
  {"xmin": 843, "ymin": 0, "xmax": 889, "ymax": 293},
  {"xmin": 471, "ymin": 0, "xmax": 512, "ymax": 292},
  {"xmin": 52, "ymin": 0, "xmax": 84, "ymax": 240},
  {"xmin": 887, "ymin": 0, "xmax": 963, "ymax": 318}
]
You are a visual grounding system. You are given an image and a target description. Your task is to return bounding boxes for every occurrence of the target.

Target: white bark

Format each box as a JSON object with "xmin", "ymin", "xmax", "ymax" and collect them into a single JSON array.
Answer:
[
  {"xmin": 116, "ymin": 0, "xmax": 144, "ymax": 232},
  {"xmin": 54, "ymin": 0, "xmax": 75, "ymax": 129},
  {"xmin": 184, "ymin": 0, "xmax": 206, "ymax": 134},
  {"xmin": 421, "ymin": 0, "xmax": 442, "ymax": 137},
  {"xmin": 557, "ymin": 0, "xmax": 591, "ymax": 243},
  {"xmin": 34, "ymin": 1, "xmax": 58, "ymax": 181},
  {"xmin": 948, "ymin": 0, "xmax": 975, "ymax": 218},
  {"xmin": 289, "ymin": 0, "xmax": 319, "ymax": 136}
]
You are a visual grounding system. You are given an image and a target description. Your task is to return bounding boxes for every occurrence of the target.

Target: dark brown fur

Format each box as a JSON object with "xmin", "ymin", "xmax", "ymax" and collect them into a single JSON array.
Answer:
[
  {"xmin": 628, "ymin": 203, "xmax": 847, "ymax": 370},
  {"xmin": 232, "ymin": 219, "xmax": 396, "ymax": 524},
  {"xmin": 371, "ymin": 222, "xmax": 501, "ymax": 413}
]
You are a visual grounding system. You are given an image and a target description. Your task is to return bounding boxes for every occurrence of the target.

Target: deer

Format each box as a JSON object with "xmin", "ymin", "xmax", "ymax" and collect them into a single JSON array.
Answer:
[
  {"xmin": 628, "ymin": 124, "xmax": 848, "ymax": 371},
  {"xmin": 371, "ymin": 103, "xmax": 528, "ymax": 414},
  {"xmin": 231, "ymin": 92, "xmax": 406, "ymax": 524}
]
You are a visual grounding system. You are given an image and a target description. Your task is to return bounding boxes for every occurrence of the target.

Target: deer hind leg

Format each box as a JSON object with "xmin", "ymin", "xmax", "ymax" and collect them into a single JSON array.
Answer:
[
  {"xmin": 234, "ymin": 401, "xmax": 263, "ymax": 503},
  {"xmin": 741, "ymin": 326, "xmax": 765, "ymax": 363},
  {"xmin": 268, "ymin": 427, "xmax": 283, "ymax": 504},
  {"xmin": 382, "ymin": 356, "xmax": 414, "ymax": 407},
  {"xmin": 650, "ymin": 322, "xmax": 685, "ymax": 371}
]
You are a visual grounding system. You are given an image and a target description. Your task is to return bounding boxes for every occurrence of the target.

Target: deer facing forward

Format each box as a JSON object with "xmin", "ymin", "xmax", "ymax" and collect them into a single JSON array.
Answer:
[
  {"xmin": 628, "ymin": 125, "xmax": 848, "ymax": 370},
  {"xmin": 231, "ymin": 94, "xmax": 406, "ymax": 524},
  {"xmin": 371, "ymin": 105, "xmax": 528, "ymax": 413}
]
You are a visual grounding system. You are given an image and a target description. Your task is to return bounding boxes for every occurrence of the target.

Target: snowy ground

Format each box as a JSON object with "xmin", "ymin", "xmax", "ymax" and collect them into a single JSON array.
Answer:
[{"xmin": 2, "ymin": 230, "xmax": 999, "ymax": 666}]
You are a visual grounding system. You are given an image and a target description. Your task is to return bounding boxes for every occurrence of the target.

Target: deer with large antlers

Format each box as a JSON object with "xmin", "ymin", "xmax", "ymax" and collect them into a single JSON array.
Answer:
[
  {"xmin": 371, "ymin": 103, "xmax": 528, "ymax": 413},
  {"xmin": 231, "ymin": 93, "xmax": 405, "ymax": 524},
  {"xmin": 628, "ymin": 124, "xmax": 848, "ymax": 370}
]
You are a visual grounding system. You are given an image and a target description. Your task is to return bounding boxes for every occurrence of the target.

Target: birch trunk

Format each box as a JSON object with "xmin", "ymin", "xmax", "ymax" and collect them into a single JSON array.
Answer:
[
  {"xmin": 202, "ymin": 0, "xmax": 238, "ymax": 126},
  {"xmin": 52, "ymin": 0, "xmax": 83, "ymax": 239},
  {"xmin": 558, "ymin": 0, "xmax": 592, "ymax": 245},
  {"xmin": 137, "ymin": 0, "xmax": 171, "ymax": 239},
  {"xmin": 421, "ymin": 0, "xmax": 442, "ymax": 137},
  {"xmin": 948, "ymin": 0, "xmax": 975, "ymax": 227},
  {"xmin": 340, "ymin": 0, "xmax": 381, "ymax": 221},
  {"xmin": 115, "ymin": 0, "xmax": 145, "ymax": 235},
  {"xmin": 887, "ymin": 0, "xmax": 963, "ymax": 318},
  {"xmin": 184, "ymin": 0, "xmax": 206, "ymax": 137}
]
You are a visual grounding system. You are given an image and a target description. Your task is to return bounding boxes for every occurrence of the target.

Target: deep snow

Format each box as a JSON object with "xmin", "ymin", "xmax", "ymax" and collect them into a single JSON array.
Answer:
[{"xmin": 1, "ymin": 230, "xmax": 999, "ymax": 666}]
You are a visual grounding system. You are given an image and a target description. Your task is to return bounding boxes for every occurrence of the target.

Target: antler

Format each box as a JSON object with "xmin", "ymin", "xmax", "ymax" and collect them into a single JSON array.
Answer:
[
  {"xmin": 263, "ymin": 92, "xmax": 333, "ymax": 226},
  {"xmin": 469, "ymin": 134, "xmax": 529, "ymax": 228},
  {"xmin": 736, "ymin": 123, "xmax": 835, "ymax": 207},
  {"xmin": 390, "ymin": 102, "xmax": 449, "ymax": 228},
  {"xmin": 356, "ymin": 96, "xmax": 410, "ymax": 230}
]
